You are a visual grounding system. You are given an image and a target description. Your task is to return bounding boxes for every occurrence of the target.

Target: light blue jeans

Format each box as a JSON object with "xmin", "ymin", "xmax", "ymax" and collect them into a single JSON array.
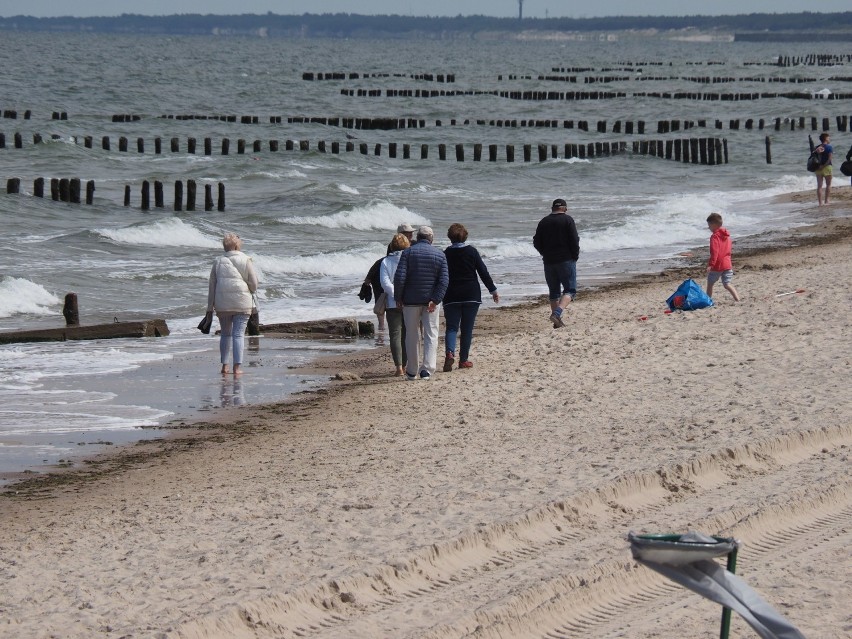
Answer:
[{"xmin": 217, "ymin": 312, "xmax": 250, "ymax": 365}]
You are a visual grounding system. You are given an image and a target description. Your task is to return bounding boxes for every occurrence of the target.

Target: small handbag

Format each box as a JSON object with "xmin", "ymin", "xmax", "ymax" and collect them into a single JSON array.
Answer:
[
  {"xmin": 197, "ymin": 311, "xmax": 213, "ymax": 334},
  {"xmin": 247, "ymin": 294, "xmax": 260, "ymax": 336}
]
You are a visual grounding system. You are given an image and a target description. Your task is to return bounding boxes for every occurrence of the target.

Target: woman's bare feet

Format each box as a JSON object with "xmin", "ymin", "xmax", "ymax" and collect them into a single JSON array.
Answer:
[
  {"xmin": 233, "ymin": 364, "xmax": 243, "ymax": 377},
  {"xmin": 394, "ymin": 366, "xmax": 404, "ymax": 376},
  {"xmin": 220, "ymin": 365, "xmax": 230, "ymax": 375}
]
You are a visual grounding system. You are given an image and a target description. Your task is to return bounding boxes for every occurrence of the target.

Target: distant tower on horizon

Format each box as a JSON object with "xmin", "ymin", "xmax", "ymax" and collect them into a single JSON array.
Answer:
[{"xmin": 518, "ymin": 0, "xmax": 524, "ymax": 20}]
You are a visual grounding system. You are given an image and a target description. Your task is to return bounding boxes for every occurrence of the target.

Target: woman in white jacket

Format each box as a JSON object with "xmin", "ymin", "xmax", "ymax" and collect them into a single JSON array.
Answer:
[{"xmin": 207, "ymin": 232, "xmax": 258, "ymax": 376}]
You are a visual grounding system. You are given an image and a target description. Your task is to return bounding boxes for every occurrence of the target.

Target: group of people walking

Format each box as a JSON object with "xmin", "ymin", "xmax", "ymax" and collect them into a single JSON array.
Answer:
[
  {"xmin": 378, "ymin": 223, "xmax": 499, "ymax": 380},
  {"xmin": 206, "ymin": 198, "xmax": 582, "ymax": 377}
]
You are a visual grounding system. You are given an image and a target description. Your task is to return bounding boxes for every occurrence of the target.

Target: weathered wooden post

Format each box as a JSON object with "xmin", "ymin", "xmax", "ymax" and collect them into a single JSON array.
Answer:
[
  {"xmin": 51, "ymin": 178, "xmax": 60, "ymax": 201},
  {"xmin": 186, "ymin": 180, "xmax": 196, "ymax": 211},
  {"xmin": 137, "ymin": 137, "xmax": 144, "ymax": 153},
  {"xmin": 188, "ymin": 138, "xmax": 196, "ymax": 154},
  {"xmin": 438, "ymin": 144, "xmax": 446, "ymax": 160},
  {"xmin": 523, "ymin": 144, "xmax": 531, "ymax": 162},
  {"xmin": 455, "ymin": 144, "xmax": 464, "ymax": 161},
  {"xmin": 538, "ymin": 144, "xmax": 547, "ymax": 162},
  {"xmin": 204, "ymin": 138, "xmax": 212, "ymax": 155},
  {"xmin": 204, "ymin": 184, "xmax": 213, "ymax": 211},
  {"xmin": 174, "ymin": 181, "xmax": 183, "ymax": 211},
  {"xmin": 374, "ymin": 143, "xmax": 381, "ymax": 156},
  {"xmin": 154, "ymin": 180, "xmax": 164, "ymax": 208},
  {"xmin": 331, "ymin": 141, "xmax": 339, "ymax": 154},
  {"xmin": 301, "ymin": 140, "xmax": 310, "ymax": 152},
  {"xmin": 217, "ymin": 182, "xmax": 225, "ymax": 212},
  {"xmin": 253, "ymin": 140, "xmax": 261, "ymax": 153},
  {"xmin": 140, "ymin": 180, "xmax": 151, "ymax": 210},
  {"xmin": 389, "ymin": 142, "xmax": 397, "ymax": 158},
  {"xmin": 345, "ymin": 141, "xmax": 353, "ymax": 152},
  {"xmin": 270, "ymin": 140, "xmax": 279, "ymax": 152},
  {"xmin": 0, "ymin": 133, "xmax": 5, "ymax": 149},
  {"xmin": 124, "ymin": 184, "xmax": 130, "ymax": 206},
  {"xmin": 722, "ymin": 138, "xmax": 728, "ymax": 164},
  {"xmin": 63, "ymin": 293, "xmax": 79, "ymax": 326},
  {"xmin": 236, "ymin": 139, "xmax": 245, "ymax": 154},
  {"xmin": 70, "ymin": 178, "xmax": 81, "ymax": 203},
  {"xmin": 6, "ymin": 178, "xmax": 20, "ymax": 194},
  {"xmin": 473, "ymin": 143, "xmax": 482, "ymax": 161},
  {"xmin": 86, "ymin": 180, "xmax": 95, "ymax": 205},
  {"xmin": 403, "ymin": 144, "xmax": 410, "ymax": 159},
  {"xmin": 765, "ymin": 136, "xmax": 772, "ymax": 164},
  {"xmin": 33, "ymin": 133, "xmax": 43, "ymax": 145},
  {"xmin": 119, "ymin": 137, "xmax": 128, "ymax": 152},
  {"xmin": 317, "ymin": 140, "xmax": 326, "ymax": 153},
  {"xmin": 14, "ymin": 133, "xmax": 22, "ymax": 148},
  {"xmin": 699, "ymin": 138, "xmax": 708, "ymax": 165},
  {"xmin": 505, "ymin": 144, "xmax": 514, "ymax": 162},
  {"xmin": 170, "ymin": 137, "xmax": 179, "ymax": 152},
  {"xmin": 421, "ymin": 144, "xmax": 429, "ymax": 159},
  {"xmin": 59, "ymin": 178, "xmax": 70, "ymax": 202},
  {"xmin": 33, "ymin": 177, "xmax": 44, "ymax": 197}
]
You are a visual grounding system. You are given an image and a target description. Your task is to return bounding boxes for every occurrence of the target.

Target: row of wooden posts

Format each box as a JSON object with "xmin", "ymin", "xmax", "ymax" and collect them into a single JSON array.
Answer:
[
  {"xmin": 776, "ymin": 54, "xmax": 852, "ymax": 67},
  {"xmin": 7, "ymin": 112, "xmax": 849, "ymax": 131},
  {"xmin": 6, "ymin": 177, "xmax": 95, "ymax": 204},
  {"xmin": 337, "ymin": 88, "xmax": 852, "ymax": 100},
  {"xmin": 302, "ymin": 72, "xmax": 456, "ymax": 82},
  {"xmin": 2, "ymin": 139, "xmax": 727, "ymax": 165},
  {"xmin": 4, "ymin": 178, "xmax": 225, "ymax": 211},
  {"xmin": 504, "ymin": 75, "xmax": 851, "ymax": 84}
]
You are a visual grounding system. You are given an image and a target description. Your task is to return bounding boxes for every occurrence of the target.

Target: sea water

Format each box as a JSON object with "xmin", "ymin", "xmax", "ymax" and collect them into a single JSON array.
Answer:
[{"xmin": 0, "ymin": 32, "xmax": 847, "ymax": 476}]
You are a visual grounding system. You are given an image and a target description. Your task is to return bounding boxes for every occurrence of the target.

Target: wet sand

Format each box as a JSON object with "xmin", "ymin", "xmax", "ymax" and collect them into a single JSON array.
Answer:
[{"xmin": 1, "ymin": 190, "xmax": 850, "ymax": 638}]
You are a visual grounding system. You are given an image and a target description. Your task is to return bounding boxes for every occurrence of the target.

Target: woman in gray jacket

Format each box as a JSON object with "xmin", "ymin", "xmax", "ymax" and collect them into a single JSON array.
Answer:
[{"xmin": 207, "ymin": 232, "xmax": 259, "ymax": 376}]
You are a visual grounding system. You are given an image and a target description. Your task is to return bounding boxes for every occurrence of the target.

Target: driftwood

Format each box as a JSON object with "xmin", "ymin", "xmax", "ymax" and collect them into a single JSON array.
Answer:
[
  {"xmin": 0, "ymin": 319, "xmax": 170, "ymax": 345},
  {"xmin": 259, "ymin": 317, "xmax": 372, "ymax": 338}
]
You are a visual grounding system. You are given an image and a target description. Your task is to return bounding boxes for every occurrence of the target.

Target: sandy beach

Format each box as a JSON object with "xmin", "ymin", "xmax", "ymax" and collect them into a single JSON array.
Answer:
[{"xmin": 1, "ymin": 192, "xmax": 850, "ymax": 638}]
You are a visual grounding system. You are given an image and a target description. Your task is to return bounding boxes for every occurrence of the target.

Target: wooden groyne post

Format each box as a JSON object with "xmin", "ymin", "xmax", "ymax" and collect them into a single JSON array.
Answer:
[{"xmin": 63, "ymin": 293, "xmax": 79, "ymax": 326}]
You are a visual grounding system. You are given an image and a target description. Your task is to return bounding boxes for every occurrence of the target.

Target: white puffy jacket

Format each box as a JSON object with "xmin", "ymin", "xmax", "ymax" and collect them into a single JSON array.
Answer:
[{"xmin": 207, "ymin": 251, "xmax": 258, "ymax": 313}]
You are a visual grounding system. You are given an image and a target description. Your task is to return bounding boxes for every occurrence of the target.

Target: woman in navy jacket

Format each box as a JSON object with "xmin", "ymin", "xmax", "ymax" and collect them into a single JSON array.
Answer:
[{"xmin": 442, "ymin": 223, "xmax": 499, "ymax": 371}]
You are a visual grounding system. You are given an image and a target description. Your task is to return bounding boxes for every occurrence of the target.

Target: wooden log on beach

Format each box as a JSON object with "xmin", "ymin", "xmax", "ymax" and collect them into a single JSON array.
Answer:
[
  {"xmin": 0, "ymin": 319, "xmax": 170, "ymax": 345},
  {"xmin": 259, "ymin": 317, "xmax": 360, "ymax": 338}
]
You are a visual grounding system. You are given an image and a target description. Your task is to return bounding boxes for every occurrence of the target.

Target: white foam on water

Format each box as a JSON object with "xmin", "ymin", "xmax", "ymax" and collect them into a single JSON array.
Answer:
[
  {"xmin": 94, "ymin": 218, "xmax": 221, "ymax": 248},
  {"xmin": 338, "ymin": 184, "xmax": 360, "ymax": 194},
  {"xmin": 278, "ymin": 200, "xmax": 430, "ymax": 231},
  {"xmin": 253, "ymin": 243, "xmax": 387, "ymax": 277},
  {"xmin": 0, "ymin": 277, "xmax": 61, "ymax": 318}
]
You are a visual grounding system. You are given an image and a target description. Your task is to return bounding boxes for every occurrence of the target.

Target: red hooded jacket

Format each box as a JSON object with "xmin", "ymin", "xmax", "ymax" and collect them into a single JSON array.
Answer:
[{"xmin": 708, "ymin": 227, "xmax": 733, "ymax": 271}]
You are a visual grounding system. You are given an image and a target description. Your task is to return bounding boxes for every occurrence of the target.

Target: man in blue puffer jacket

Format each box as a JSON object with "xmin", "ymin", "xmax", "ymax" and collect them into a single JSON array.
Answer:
[{"xmin": 393, "ymin": 226, "xmax": 449, "ymax": 381}]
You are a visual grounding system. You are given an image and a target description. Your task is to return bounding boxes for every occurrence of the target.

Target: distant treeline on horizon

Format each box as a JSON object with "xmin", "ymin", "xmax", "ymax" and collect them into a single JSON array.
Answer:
[{"xmin": 1, "ymin": 11, "xmax": 851, "ymax": 39}]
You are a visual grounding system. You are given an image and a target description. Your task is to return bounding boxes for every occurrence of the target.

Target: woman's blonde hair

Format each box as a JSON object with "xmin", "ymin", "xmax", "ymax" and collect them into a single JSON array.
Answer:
[
  {"xmin": 389, "ymin": 233, "xmax": 410, "ymax": 252},
  {"xmin": 222, "ymin": 232, "xmax": 241, "ymax": 251}
]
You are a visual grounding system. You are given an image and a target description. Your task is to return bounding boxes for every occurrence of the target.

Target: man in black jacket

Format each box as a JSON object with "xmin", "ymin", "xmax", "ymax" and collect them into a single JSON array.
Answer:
[{"xmin": 533, "ymin": 198, "xmax": 580, "ymax": 329}]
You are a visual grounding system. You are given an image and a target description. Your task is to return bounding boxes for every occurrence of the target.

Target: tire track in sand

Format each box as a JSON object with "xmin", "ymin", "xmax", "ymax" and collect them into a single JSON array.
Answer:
[{"xmin": 172, "ymin": 424, "xmax": 850, "ymax": 639}]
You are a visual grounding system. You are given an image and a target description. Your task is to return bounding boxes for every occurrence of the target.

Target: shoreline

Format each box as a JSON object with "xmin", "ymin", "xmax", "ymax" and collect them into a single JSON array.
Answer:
[
  {"xmin": 2, "ymin": 189, "xmax": 851, "ymax": 491},
  {"xmin": 0, "ymin": 193, "xmax": 849, "ymax": 637}
]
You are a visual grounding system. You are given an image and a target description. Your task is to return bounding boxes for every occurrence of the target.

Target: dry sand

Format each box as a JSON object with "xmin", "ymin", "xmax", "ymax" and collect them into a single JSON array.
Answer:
[{"xmin": 1, "ymin": 194, "xmax": 851, "ymax": 638}]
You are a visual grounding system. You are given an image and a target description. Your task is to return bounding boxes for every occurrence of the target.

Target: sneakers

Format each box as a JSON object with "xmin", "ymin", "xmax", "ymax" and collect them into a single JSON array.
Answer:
[
  {"xmin": 443, "ymin": 353, "xmax": 455, "ymax": 372},
  {"xmin": 419, "ymin": 370, "xmax": 431, "ymax": 381},
  {"xmin": 405, "ymin": 373, "xmax": 417, "ymax": 382},
  {"xmin": 459, "ymin": 360, "xmax": 473, "ymax": 369},
  {"xmin": 549, "ymin": 308, "xmax": 565, "ymax": 328}
]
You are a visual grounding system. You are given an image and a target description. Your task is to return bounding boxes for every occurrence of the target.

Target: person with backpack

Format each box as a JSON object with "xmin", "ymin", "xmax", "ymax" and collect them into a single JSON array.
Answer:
[{"xmin": 813, "ymin": 132, "xmax": 833, "ymax": 206}]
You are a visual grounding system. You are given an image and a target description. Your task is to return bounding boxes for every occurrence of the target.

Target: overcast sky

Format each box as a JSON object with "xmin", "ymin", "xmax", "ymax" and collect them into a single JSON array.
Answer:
[{"xmin": 1, "ymin": 1, "xmax": 850, "ymax": 19}]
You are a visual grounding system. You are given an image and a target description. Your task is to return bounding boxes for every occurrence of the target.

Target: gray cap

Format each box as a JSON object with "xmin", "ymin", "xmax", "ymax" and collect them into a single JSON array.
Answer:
[
  {"xmin": 397, "ymin": 223, "xmax": 415, "ymax": 233},
  {"xmin": 417, "ymin": 225, "xmax": 434, "ymax": 238}
]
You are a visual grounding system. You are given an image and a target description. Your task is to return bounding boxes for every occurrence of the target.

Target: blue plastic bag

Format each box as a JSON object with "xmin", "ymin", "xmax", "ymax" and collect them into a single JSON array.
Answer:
[{"xmin": 666, "ymin": 279, "xmax": 714, "ymax": 311}]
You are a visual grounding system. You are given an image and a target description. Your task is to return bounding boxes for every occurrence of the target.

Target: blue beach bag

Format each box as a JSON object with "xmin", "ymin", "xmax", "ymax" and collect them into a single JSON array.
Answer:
[{"xmin": 666, "ymin": 279, "xmax": 714, "ymax": 311}]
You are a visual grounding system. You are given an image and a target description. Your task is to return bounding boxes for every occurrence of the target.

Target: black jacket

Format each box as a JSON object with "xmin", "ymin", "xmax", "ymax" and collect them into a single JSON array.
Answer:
[{"xmin": 533, "ymin": 212, "xmax": 580, "ymax": 264}]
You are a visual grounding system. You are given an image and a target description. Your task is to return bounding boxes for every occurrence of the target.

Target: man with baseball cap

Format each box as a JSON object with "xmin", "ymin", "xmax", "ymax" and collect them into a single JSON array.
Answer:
[
  {"xmin": 393, "ymin": 225, "xmax": 449, "ymax": 380},
  {"xmin": 533, "ymin": 198, "xmax": 580, "ymax": 328}
]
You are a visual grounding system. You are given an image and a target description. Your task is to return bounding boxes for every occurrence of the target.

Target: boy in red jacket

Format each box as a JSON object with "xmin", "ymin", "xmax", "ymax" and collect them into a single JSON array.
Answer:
[{"xmin": 706, "ymin": 212, "xmax": 740, "ymax": 302}]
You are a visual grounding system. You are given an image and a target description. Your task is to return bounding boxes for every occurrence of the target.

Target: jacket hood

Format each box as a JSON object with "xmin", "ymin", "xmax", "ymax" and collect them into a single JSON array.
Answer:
[{"xmin": 713, "ymin": 227, "xmax": 730, "ymax": 240}]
